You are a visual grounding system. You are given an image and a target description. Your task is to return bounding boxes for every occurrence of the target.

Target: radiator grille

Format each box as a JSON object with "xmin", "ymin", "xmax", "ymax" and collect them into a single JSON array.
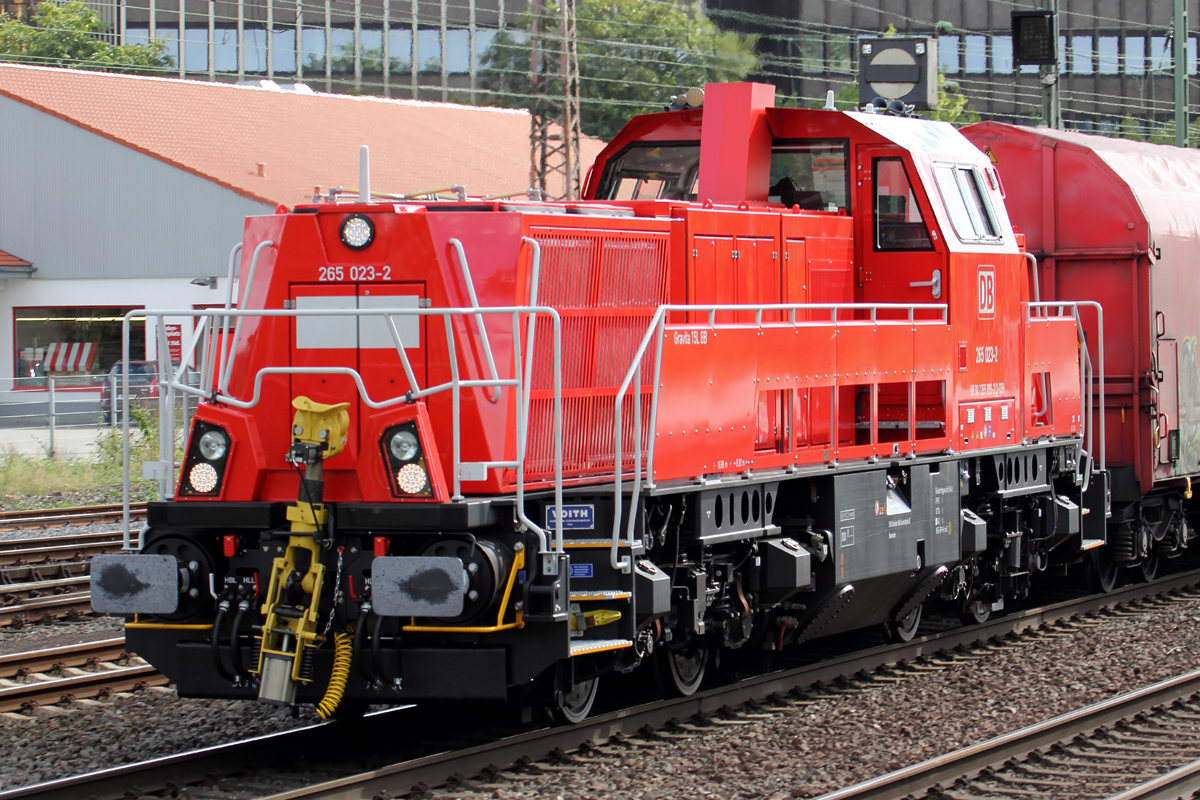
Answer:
[{"xmin": 523, "ymin": 229, "xmax": 668, "ymax": 480}]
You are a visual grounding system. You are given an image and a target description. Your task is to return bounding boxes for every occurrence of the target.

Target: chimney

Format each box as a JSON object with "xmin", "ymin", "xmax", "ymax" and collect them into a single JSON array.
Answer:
[{"xmin": 256, "ymin": 162, "xmax": 267, "ymax": 178}]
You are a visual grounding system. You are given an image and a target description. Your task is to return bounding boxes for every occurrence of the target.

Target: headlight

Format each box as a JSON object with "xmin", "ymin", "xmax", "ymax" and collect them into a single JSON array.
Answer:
[
  {"xmin": 198, "ymin": 430, "xmax": 228, "ymax": 461},
  {"xmin": 397, "ymin": 463, "xmax": 428, "ymax": 494},
  {"xmin": 189, "ymin": 462, "xmax": 219, "ymax": 493},
  {"xmin": 340, "ymin": 214, "xmax": 374, "ymax": 250},
  {"xmin": 380, "ymin": 422, "xmax": 433, "ymax": 498},
  {"xmin": 389, "ymin": 430, "xmax": 419, "ymax": 461}
]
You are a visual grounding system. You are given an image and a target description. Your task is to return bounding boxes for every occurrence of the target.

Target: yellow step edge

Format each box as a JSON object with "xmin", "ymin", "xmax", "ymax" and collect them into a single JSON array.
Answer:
[
  {"xmin": 569, "ymin": 590, "xmax": 633, "ymax": 601},
  {"xmin": 569, "ymin": 638, "xmax": 633, "ymax": 656},
  {"xmin": 563, "ymin": 539, "xmax": 644, "ymax": 549}
]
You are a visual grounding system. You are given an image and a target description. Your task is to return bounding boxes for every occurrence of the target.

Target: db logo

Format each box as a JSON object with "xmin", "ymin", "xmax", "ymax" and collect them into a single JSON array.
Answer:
[{"xmin": 977, "ymin": 268, "xmax": 996, "ymax": 318}]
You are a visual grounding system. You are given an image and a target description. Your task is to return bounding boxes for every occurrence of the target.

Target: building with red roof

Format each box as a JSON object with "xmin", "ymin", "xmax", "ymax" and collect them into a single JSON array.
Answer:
[{"xmin": 0, "ymin": 63, "xmax": 603, "ymax": 389}]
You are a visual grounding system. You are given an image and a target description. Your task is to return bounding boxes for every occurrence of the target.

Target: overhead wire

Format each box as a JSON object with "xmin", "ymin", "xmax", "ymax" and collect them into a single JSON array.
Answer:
[{"xmin": 6, "ymin": 0, "xmax": 1194, "ymax": 132}]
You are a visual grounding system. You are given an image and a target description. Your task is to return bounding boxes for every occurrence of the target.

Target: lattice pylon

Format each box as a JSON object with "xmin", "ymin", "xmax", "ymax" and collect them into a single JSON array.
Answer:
[{"xmin": 528, "ymin": 0, "xmax": 582, "ymax": 201}]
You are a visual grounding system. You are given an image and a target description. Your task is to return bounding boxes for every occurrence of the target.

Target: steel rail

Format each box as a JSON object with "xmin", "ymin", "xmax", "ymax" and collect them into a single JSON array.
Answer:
[
  {"xmin": 1105, "ymin": 758, "xmax": 1200, "ymax": 800},
  {"xmin": 0, "ymin": 639, "xmax": 162, "ymax": 714},
  {"xmin": 5, "ymin": 569, "xmax": 1195, "ymax": 800},
  {"xmin": 0, "ymin": 531, "xmax": 125, "ymax": 554},
  {"xmin": 0, "ymin": 503, "xmax": 147, "ymax": 532},
  {"xmin": 0, "ymin": 592, "xmax": 93, "ymax": 627},
  {"xmin": 0, "ymin": 637, "xmax": 128, "ymax": 675},
  {"xmin": 810, "ymin": 669, "xmax": 1200, "ymax": 800},
  {"xmin": 0, "ymin": 540, "xmax": 123, "ymax": 568}
]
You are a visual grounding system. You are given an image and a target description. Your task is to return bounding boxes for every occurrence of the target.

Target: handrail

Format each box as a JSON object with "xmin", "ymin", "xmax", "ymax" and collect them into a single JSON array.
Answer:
[
  {"xmin": 448, "ymin": 238, "xmax": 502, "ymax": 403},
  {"xmin": 219, "ymin": 240, "xmax": 274, "ymax": 395},
  {"xmin": 611, "ymin": 300, "xmax": 952, "ymax": 573},
  {"xmin": 122, "ymin": 304, "xmax": 563, "ymax": 561},
  {"xmin": 511, "ymin": 238, "xmax": 563, "ymax": 563},
  {"xmin": 1027, "ymin": 301, "xmax": 1105, "ymax": 477}
]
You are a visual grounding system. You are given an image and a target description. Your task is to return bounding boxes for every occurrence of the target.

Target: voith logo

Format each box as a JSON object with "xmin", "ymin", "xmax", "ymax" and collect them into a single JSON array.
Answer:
[{"xmin": 977, "ymin": 267, "xmax": 996, "ymax": 319}]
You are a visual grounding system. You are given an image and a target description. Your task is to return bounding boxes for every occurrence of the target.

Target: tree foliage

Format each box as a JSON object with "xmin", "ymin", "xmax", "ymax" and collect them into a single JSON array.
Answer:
[
  {"xmin": 480, "ymin": 0, "xmax": 758, "ymax": 140},
  {"xmin": 0, "ymin": 2, "xmax": 171, "ymax": 72}
]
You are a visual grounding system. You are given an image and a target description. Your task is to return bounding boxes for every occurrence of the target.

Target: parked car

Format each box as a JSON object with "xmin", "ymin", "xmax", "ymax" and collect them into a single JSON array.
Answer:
[{"xmin": 99, "ymin": 361, "xmax": 159, "ymax": 423}]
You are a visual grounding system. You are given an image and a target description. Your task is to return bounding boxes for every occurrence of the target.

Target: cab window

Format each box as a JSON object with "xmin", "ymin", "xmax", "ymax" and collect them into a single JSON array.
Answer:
[
  {"xmin": 874, "ymin": 158, "xmax": 932, "ymax": 251},
  {"xmin": 769, "ymin": 140, "xmax": 850, "ymax": 212},
  {"xmin": 933, "ymin": 164, "xmax": 1000, "ymax": 241},
  {"xmin": 597, "ymin": 143, "xmax": 700, "ymax": 201}
]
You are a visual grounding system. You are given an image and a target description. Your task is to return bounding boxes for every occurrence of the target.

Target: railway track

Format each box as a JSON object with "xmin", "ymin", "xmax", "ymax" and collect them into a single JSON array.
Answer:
[
  {"xmin": 0, "ymin": 503, "xmax": 146, "ymax": 533},
  {"xmin": 0, "ymin": 638, "xmax": 166, "ymax": 715},
  {"xmin": 4, "ymin": 569, "xmax": 1198, "ymax": 800},
  {"xmin": 816, "ymin": 667, "xmax": 1200, "ymax": 800},
  {"xmin": 0, "ymin": 505, "xmax": 146, "ymax": 627}
]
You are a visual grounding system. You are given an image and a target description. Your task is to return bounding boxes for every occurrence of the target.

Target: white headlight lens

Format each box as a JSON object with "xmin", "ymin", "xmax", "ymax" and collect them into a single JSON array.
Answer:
[
  {"xmin": 397, "ymin": 463, "xmax": 428, "ymax": 494},
  {"xmin": 189, "ymin": 462, "xmax": 219, "ymax": 493},
  {"xmin": 340, "ymin": 215, "xmax": 374, "ymax": 249},
  {"xmin": 389, "ymin": 430, "xmax": 419, "ymax": 462},
  {"xmin": 198, "ymin": 430, "xmax": 228, "ymax": 461}
]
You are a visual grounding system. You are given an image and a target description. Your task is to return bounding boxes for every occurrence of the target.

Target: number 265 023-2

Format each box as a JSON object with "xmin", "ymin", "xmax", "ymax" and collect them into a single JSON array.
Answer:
[{"xmin": 319, "ymin": 265, "xmax": 392, "ymax": 282}]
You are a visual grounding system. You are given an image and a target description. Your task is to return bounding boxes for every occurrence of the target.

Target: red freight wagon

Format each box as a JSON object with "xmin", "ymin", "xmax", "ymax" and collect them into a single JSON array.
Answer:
[{"xmin": 964, "ymin": 123, "xmax": 1195, "ymax": 569}]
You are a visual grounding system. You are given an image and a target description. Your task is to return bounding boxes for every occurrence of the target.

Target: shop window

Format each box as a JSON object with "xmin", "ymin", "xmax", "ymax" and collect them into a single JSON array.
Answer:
[
  {"xmin": 15, "ymin": 307, "xmax": 145, "ymax": 388},
  {"xmin": 873, "ymin": 159, "xmax": 932, "ymax": 251}
]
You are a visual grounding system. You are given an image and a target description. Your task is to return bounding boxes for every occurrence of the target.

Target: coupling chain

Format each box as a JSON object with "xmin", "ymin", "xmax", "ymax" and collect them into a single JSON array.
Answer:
[{"xmin": 322, "ymin": 546, "xmax": 345, "ymax": 639}]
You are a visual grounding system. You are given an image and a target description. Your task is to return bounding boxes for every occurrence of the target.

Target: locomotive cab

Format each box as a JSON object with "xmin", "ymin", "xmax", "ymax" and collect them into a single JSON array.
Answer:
[{"xmin": 93, "ymin": 83, "xmax": 1109, "ymax": 724}]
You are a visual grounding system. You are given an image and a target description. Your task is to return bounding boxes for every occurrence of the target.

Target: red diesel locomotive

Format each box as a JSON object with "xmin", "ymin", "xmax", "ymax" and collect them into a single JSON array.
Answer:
[{"xmin": 92, "ymin": 82, "xmax": 1167, "ymax": 723}]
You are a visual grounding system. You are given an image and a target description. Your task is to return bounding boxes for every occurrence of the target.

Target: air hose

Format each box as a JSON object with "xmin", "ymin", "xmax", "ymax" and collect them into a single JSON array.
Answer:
[
  {"xmin": 352, "ymin": 603, "xmax": 376, "ymax": 685},
  {"xmin": 211, "ymin": 597, "xmax": 235, "ymax": 683},
  {"xmin": 315, "ymin": 632, "xmax": 353, "ymax": 720},
  {"xmin": 228, "ymin": 598, "xmax": 252, "ymax": 684}
]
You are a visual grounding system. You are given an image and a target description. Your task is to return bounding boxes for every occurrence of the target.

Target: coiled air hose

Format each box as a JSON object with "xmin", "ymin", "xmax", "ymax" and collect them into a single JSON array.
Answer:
[{"xmin": 315, "ymin": 631, "xmax": 353, "ymax": 720}]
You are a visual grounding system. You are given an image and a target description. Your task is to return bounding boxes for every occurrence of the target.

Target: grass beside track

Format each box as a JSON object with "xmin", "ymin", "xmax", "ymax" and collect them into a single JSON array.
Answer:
[{"xmin": 0, "ymin": 424, "xmax": 164, "ymax": 512}]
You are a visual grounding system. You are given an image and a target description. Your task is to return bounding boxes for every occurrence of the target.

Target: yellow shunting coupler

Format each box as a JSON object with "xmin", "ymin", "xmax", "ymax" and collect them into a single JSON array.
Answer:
[{"xmin": 252, "ymin": 398, "xmax": 353, "ymax": 716}]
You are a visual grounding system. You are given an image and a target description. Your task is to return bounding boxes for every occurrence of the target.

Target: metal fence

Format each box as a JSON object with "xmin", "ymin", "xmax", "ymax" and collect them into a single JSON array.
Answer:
[{"xmin": 0, "ymin": 371, "xmax": 198, "ymax": 459}]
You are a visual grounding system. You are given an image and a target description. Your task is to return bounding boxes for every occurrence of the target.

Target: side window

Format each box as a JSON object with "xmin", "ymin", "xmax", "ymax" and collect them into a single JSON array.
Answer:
[
  {"xmin": 597, "ymin": 143, "xmax": 701, "ymax": 201},
  {"xmin": 769, "ymin": 140, "xmax": 850, "ymax": 212},
  {"xmin": 933, "ymin": 164, "xmax": 1001, "ymax": 241},
  {"xmin": 874, "ymin": 158, "xmax": 933, "ymax": 251}
]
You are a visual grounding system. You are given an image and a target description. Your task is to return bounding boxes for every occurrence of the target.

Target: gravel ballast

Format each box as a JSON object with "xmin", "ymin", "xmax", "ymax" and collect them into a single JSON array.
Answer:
[
  {"xmin": 489, "ymin": 595, "xmax": 1200, "ymax": 800},
  {"xmin": 0, "ymin": 519, "xmax": 125, "ymax": 543},
  {"xmin": 0, "ymin": 592, "xmax": 1197, "ymax": 796}
]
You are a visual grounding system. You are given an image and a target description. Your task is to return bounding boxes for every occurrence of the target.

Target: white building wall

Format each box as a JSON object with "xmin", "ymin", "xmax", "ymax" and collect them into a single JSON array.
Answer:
[{"xmin": 0, "ymin": 95, "xmax": 271, "ymax": 280}]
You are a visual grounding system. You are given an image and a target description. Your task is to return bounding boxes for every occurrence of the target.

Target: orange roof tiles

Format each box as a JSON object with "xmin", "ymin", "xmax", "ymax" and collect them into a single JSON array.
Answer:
[
  {"xmin": 0, "ymin": 249, "xmax": 31, "ymax": 268},
  {"xmin": 0, "ymin": 64, "xmax": 605, "ymax": 207}
]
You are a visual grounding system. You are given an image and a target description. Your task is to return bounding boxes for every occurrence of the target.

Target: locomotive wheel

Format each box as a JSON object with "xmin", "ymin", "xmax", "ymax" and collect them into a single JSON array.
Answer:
[
  {"xmin": 883, "ymin": 604, "xmax": 922, "ymax": 643},
  {"xmin": 1087, "ymin": 549, "xmax": 1119, "ymax": 593},
  {"xmin": 1138, "ymin": 555, "xmax": 1159, "ymax": 582},
  {"xmin": 958, "ymin": 598, "xmax": 991, "ymax": 626},
  {"xmin": 660, "ymin": 645, "xmax": 708, "ymax": 697},
  {"xmin": 553, "ymin": 677, "xmax": 599, "ymax": 724}
]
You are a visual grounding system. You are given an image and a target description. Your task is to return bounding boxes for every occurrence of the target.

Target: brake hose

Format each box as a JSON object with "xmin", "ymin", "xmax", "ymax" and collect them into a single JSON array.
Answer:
[
  {"xmin": 210, "ymin": 594, "xmax": 235, "ymax": 682},
  {"xmin": 315, "ymin": 632, "xmax": 353, "ymax": 719},
  {"xmin": 228, "ymin": 595, "xmax": 252, "ymax": 684}
]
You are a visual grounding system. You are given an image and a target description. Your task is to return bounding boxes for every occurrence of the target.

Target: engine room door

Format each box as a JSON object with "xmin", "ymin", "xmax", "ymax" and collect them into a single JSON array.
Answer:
[{"xmin": 856, "ymin": 147, "xmax": 945, "ymax": 317}]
